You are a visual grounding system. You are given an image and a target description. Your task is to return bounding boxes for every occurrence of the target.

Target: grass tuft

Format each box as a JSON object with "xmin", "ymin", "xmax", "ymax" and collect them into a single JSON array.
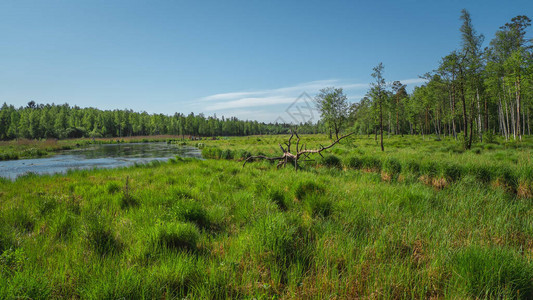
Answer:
[
  {"xmin": 451, "ymin": 246, "xmax": 533, "ymax": 298},
  {"xmin": 319, "ymin": 154, "xmax": 342, "ymax": 169},
  {"xmin": 86, "ymin": 223, "xmax": 123, "ymax": 256},
  {"xmin": 383, "ymin": 157, "xmax": 402, "ymax": 181},
  {"xmin": 155, "ymin": 223, "xmax": 200, "ymax": 252},
  {"xmin": 345, "ymin": 156, "xmax": 363, "ymax": 169},
  {"xmin": 294, "ymin": 181, "xmax": 325, "ymax": 201},
  {"xmin": 269, "ymin": 189, "xmax": 288, "ymax": 211}
]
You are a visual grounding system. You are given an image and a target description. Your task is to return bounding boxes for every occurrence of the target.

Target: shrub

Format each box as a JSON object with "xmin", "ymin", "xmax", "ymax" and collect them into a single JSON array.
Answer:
[
  {"xmin": 294, "ymin": 181, "xmax": 325, "ymax": 201},
  {"xmin": 155, "ymin": 223, "xmax": 199, "ymax": 251},
  {"xmin": 320, "ymin": 154, "xmax": 342, "ymax": 169},
  {"xmin": 483, "ymin": 131, "xmax": 496, "ymax": 144},
  {"xmin": 220, "ymin": 149, "xmax": 234, "ymax": 160},
  {"xmin": 345, "ymin": 156, "xmax": 363, "ymax": 169},
  {"xmin": 201, "ymin": 147, "xmax": 222, "ymax": 159},
  {"xmin": 0, "ymin": 152, "xmax": 19, "ymax": 161}
]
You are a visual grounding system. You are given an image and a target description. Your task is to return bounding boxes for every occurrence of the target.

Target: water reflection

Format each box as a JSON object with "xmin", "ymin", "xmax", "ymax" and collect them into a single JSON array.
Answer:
[{"xmin": 0, "ymin": 143, "xmax": 201, "ymax": 180}]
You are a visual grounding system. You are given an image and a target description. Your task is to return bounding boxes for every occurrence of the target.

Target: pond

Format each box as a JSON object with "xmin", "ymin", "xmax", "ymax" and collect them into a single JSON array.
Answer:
[{"xmin": 0, "ymin": 143, "xmax": 201, "ymax": 180}]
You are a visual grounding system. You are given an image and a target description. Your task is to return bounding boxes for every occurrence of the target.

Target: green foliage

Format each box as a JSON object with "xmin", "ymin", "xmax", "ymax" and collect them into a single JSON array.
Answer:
[
  {"xmin": 120, "ymin": 193, "xmax": 139, "ymax": 209},
  {"xmin": 483, "ymin": 131, "xmax": 497, "ymax": 144},
  {"xmin": 106, "ymin": 182, "xmax": 121, "ymax": 194},
  {"xmin": 4, "ymin": 209, "xmax": 34, "ymax": 233},
  {"xmin": 85, "ymin": 215, "xmax": 124, "ymax": 256},
  {"xmin": 294, "ymin": 181, "xmax": 325, "ymax": 200},
  {"xmin": 0, "ymin": 248, "xmax": 25, "ymax": 276},
  {"xmin": 0, "ymin": 102, "xmax": 315, "ymax": 141},
  {"xmin": 345, "ymin": 156, "xmax": 363, "ymax": 169},
  {"xmin": 319, "ymin": 154, "xmax": 342, "ymax": 169},
  {"xmin": 269, "ymin": 189, "xmax": 288, "ymax": 211},
  {"xmin": 154, "ymin": 223, "xmax": 199, "ymax": 252},
  {"xmin": 201, "ymin": 147, "xmax": 239, "ymax": 160},
  {"xmin": 201, "ymin": 147, "xmax": 222, "ymax": 159},
  {"xmin": 314, "ymin": 87, "xmax": 349, "ymax": 138},
  {"xmin": 361, "ymin": 156, "xmax": 382, "ymax": 171},
  {"xmin": 236, "ymin": 149, "xmax": 252, "ymax": 160},
  {"xmin": 0, "ymin": 134, "xmax": 532, "ymax": 298},
  {"xmin": 497, "ymin": 166, "xmax": 518, "ymax": 191},
  {"xmin": 383, "ymin": 157, "xmax": 402, "ymax": 178},
  {"xmin": 250, "ymin": 214, "xmax": 314, "ymax": 268},
  {"xmin": 51, "ymin": 212, "xmax": 77, "ymax": 241},
  {"xmin": 451, "ymin": 246, "xmax": 533, "ymax": 298},
  {"xmin": 471, "ymin": 165, "xmax": 495, "ymax": 184},
  {"xmin": 305, "ymin": 195, "xmax": 333, "ymax": 218},
  {"xmin": 404, "ymin": 160, "xmax": 421, "ymax": 175},
  {"xmin": 220, "ymin": 149, "xmax": 234, "ymax": 160},
  {"xmin": 420, "ymin": 161, "xmax": 439, "ymax": 178},
  {"xmin": 442, "ymin": 164, "xmax": 463, "ymax": 182},
  {"xmin": 178, "ymin": 200, "xmax": 211, "ymax": 230},
  {"xmin": 0, "ymin": 226, "xmax": 15, "ymax": 253}
]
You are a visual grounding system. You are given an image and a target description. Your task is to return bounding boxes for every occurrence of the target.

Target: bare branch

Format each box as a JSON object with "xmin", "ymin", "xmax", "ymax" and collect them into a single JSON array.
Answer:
[
  {"xmin": 242, "ymin": 131, "xmax": 355, "ymax": 170},
  {"xmin": 297, "ymin": 132, "xmax": 355, "ymax": 155}
]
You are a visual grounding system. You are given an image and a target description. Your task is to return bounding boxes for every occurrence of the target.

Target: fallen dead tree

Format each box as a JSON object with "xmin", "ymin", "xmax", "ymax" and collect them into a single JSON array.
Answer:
[{"xmin": 243, "ymin": 130, "xmax": 355, "ymax": 170}]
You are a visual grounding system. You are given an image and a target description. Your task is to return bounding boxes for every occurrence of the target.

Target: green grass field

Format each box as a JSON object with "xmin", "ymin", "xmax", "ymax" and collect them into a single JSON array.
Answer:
[{"xmin": 1, "ymin": 134, "xmax": 532, "ymax": 299}]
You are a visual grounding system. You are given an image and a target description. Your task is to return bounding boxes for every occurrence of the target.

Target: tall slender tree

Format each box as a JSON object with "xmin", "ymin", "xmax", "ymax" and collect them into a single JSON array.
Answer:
[{"xmin": 370, "ymin": 63, "xmax": 387, "ymax": 151}]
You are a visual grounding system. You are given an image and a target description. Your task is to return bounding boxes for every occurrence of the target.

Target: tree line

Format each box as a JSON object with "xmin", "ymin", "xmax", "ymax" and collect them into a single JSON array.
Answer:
[
  {"xmin": 1, "ymin": 10, "xmax": 530, "ymax": 146},
  {"xmin": 0, "ymin": 101, "xmax": 321, "ymax": 140},
  {"xmin": 347, "ymin": 10, "xmax": 532, "ymax": 149}
]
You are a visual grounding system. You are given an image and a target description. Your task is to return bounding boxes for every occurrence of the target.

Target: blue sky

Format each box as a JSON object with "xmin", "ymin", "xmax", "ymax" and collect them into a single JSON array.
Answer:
[{"xmin": 0, "ymin": 1, "xmax": 531, "ymax": 122}]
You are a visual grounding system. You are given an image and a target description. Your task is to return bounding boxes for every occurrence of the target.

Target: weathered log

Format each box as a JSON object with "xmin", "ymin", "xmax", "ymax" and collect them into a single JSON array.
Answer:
[{"xmin": 243, "ymin": 130, "xmax": 354, "ymax": 170}]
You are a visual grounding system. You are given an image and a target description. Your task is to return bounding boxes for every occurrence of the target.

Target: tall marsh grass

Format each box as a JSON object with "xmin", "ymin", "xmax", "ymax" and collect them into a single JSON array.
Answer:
[{"xmin": 1, "ymin": 134, "xmax": 533, "ymax": 298}]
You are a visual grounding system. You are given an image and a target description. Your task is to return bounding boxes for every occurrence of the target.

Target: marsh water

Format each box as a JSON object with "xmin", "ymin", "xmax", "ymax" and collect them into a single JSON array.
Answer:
[{"xmin": 0, "ymin": 143, "xmax": 201, "ymax": 180}]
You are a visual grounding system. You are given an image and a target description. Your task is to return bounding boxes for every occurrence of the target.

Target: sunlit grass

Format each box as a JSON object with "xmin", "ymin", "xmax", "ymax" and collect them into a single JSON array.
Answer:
[{"xmin": 1, "ymin": 134, "xmax": 532, "ymax": 298}]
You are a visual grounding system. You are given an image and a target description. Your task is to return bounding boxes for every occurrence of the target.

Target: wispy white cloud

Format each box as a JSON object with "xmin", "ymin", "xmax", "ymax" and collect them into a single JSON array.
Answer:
[
  {"xmin": 206, "ymin": 96, "xmax": 297, "ymax": 111},
  {"xmin": 192, "ymin": 78, "xmax": 424, "ymax": 122},
  {"xmin": 200, "ymin": 79, "xmax": 344, "ymax": 102}
]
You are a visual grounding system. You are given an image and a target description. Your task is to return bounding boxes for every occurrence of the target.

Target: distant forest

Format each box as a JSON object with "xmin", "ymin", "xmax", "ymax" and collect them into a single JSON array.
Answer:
[
  {"xmin": 1, "ymin": 12, "xmax": 532, "ymax": 142},
  {"xmin": 0, "ymin": 102, "xmax": 320, "ymax": 140}
]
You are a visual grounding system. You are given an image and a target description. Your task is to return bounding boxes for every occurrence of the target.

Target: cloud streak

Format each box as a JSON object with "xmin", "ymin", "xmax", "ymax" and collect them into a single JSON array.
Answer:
[{"xmin": 192, "ymin": 77, "xmax": 426, "ymax": 122}]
